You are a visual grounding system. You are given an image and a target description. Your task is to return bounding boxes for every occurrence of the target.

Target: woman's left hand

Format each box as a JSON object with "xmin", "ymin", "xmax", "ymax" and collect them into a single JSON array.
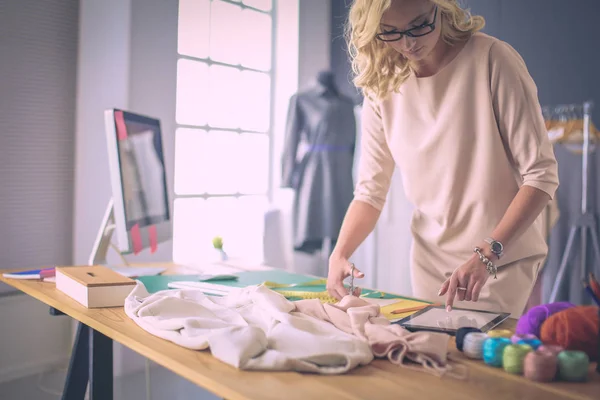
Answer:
[{"xmin": 438, "ymin": 255, "xmax": 489, "ymax": 311}]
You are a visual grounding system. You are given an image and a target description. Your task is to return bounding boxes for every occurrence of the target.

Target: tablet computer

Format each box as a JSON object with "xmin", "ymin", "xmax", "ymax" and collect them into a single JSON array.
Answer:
[{"xmin": 394, "ymin": 305, "xmax": 511, "ymax": 336}]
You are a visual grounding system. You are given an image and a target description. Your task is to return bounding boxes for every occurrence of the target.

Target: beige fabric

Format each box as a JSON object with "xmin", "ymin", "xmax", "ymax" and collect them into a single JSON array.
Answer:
[
  {"xmin": 125, "ymin": 283, "xmax": 464, "ymax": 377},
  {"xmin": 354, "ymin": 33, "xmax": 559, "ymax": 318}
]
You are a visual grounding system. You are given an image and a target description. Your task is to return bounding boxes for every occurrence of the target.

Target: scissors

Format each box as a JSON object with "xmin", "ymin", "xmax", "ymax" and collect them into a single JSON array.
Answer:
[{"xmin": 349, "ymin": 263, "xmax": 356, "ymax": 296}]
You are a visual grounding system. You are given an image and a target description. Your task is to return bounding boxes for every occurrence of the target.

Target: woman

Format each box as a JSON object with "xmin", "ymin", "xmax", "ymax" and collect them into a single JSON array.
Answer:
[{"xmin": 326, "ymin": 0, "xmax": 559, "ymax": 317}]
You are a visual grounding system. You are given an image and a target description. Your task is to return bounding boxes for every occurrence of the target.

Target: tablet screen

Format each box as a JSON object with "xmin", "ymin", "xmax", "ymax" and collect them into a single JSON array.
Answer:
[{"xmin": 397, "ymin": 305, "xmax": 510, "ymax": 334}]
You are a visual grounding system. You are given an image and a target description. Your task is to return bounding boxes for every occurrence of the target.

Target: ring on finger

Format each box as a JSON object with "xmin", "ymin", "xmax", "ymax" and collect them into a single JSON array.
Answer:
[{"xmin": 457, "ymin": 287, "xmax": 467, "ymax": 291}]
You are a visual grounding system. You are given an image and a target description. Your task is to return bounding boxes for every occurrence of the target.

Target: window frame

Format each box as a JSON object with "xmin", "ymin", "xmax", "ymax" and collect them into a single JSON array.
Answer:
[{"xmin": 174, "ymin": 0, "xmax": 278, "ymax": 202}]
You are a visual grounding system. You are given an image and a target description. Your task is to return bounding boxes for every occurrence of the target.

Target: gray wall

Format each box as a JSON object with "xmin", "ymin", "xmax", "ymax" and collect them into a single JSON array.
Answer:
[{"xmin": 0, "ymin": 0, "xmax": 78, "ymax": 275}]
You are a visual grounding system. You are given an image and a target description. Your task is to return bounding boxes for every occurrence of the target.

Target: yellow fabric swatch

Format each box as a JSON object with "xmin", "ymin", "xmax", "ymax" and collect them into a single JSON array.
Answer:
[{"xmin": 380, "ymin": 299, "xmax": 432, "ymax": 320}]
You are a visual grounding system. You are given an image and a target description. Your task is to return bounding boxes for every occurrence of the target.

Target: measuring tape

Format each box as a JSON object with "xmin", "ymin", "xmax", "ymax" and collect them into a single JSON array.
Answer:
[{"xmin": 263, "ymin": 280, "xmax": 388, "ymax": 303}]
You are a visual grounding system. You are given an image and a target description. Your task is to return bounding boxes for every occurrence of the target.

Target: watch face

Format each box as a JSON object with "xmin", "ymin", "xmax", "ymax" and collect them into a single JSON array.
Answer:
[{"xmin": 491, "ymin": 242, "xmax": 503, "ymax": 253}]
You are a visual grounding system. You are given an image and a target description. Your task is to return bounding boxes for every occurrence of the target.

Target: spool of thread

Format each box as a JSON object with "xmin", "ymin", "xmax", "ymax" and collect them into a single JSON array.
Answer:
[
  {"xmin": 483, "ymin": 337, "xmax": 511, "ymax": 367},
  {"xmin": 516, "ymin": 302, "xmax": 576, "ymax": 337},
  {"xmin": 557, "ymin": 351, "xmax": 589, "ymax": 382},
  {"xmin": 517, "ymin": 338, "xmax": 542, "ymax": 350},
  {"xmin": 503, "ymin": 344, "xmax": 533, "ymax": 374},
  {"xmin": 511, "ymin": 333, "xmax": 537, "ymax": 344},
  {"xmin": 537, "ymin": 344, "xmax": 564, "ymax": 356},
  {"xmin": 540, "ymin": 305, "xmax": 599, "ymax": 361},
  {"xmin": 523, "ymin": 350, "xmax": 558, "ymax": 382},
  {"xmin": 463, "ymin": 332, "xmax": 488, "ymax": 359},
  {"xmin": 456, "ymin": 327, "xmax": 482, "ymax": 352},
  {"xmin": 487, "ymin": 329, "xmax": 513, "ymax": 339}
]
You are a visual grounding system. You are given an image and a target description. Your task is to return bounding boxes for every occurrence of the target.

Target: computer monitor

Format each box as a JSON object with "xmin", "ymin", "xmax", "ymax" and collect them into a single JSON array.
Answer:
[{"xmin": 89, "ymin": 109, "xmax": 172, "ymax": 265}]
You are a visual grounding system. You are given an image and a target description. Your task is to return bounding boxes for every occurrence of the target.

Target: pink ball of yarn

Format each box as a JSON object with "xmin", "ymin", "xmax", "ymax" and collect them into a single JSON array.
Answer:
[
  {"xmin": 516, "ymin": 302, "xmax": 575, "ymax": 337},
  {"xmin": 524, "ymin": 350, "xmax": 558, "ymax": 382},
  {"xmin": 538, "ymin": 344, "xmax": 564, "ymax": 356}
]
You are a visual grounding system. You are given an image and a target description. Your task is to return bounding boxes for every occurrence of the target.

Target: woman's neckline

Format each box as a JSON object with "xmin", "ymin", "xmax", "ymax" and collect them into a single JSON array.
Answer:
[{"xmin": 413, "ymin": 32, "xmax": 477, "ymax": 81}]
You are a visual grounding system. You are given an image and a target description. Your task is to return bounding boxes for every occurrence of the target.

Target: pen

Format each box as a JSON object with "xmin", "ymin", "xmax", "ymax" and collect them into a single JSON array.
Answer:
[{"xmin": 391, "ymin": 303, "xmax": 441, "ymax": 315}]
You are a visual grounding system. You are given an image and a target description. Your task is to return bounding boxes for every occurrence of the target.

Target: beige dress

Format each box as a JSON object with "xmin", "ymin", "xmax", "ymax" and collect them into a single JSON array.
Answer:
[{"xmin": 354, "ymin": 32, "xmax": 559, "ymax": 317}]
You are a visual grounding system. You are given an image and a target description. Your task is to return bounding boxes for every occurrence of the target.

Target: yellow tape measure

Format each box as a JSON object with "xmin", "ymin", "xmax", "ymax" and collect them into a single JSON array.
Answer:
[
  {"xmin": 273, "ymin": 290, "xmax": 339, "ymax": 303},
  {"xmin": 261, "ymin": 279, "xmax": 386, "ymax": 304}
]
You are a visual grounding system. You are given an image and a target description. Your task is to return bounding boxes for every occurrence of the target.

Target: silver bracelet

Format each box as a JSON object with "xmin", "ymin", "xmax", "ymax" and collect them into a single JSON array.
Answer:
[{"xmin": 474, "ymin": 247, "xmax": 498, "ymax": 279}]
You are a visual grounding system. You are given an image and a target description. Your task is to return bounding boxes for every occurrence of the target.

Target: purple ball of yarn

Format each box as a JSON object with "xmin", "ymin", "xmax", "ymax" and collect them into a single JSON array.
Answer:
[{"xmin": 516, "ymin": 302, "xmax": 576, "ymax": 337}]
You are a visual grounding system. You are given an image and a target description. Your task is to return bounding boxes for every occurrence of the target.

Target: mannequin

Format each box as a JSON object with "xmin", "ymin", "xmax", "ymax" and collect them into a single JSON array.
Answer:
[
  {"xmin": 316, "ymin": 70, "xmax": 338, "ymax": 96},
  {"xmin": 281, "ymin": 70, "xmax": 357, "ymax": 274}
]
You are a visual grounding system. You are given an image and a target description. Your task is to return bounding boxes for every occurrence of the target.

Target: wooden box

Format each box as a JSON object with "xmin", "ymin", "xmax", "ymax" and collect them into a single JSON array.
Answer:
[{"xmin": 55, "ymin": 266, "xmax": 136, "ymax": 308}]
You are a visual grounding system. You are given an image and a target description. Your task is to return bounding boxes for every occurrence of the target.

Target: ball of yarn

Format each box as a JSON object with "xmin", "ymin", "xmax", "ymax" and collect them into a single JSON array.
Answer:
[
  {"xmin": 483, "ymin": 337, "xmax": 511, "ymax": 367},
  {"xmin": 487, "ymin": 329, "xmax": 513, "ymax": 339},
  {"xmin": 537, "ymin": 344, "xmax": 564, "ymax": 356},
  {"xmin": 463, "ymin": 332, "xmax": 488, "ymax": 359},
  {"xmin": 557, "ymin": 351, "xmax": 589, "ymax": 382},
  {"xmin": 517, "ymin": 338, "xmax": 542, "ymax": 350},
  {"xmin": 511, "ymin": 333, "xmax": 537, "ymax": 344},
  {"xmin": 523, "ymin": 350, "xmax": 558, "ymax": 382},
  {"xmin": 540, "ymin": 305, "xmax": 599, "ymax": 361},
  {"xmin": 503, "ymin": 344, "xmax": 533, "ymax": 374},
  {"xmin": 456, "ymin": 327, "xmax": 482, "ymax": 352},
  {"xmin": 516, "ymin": 302, "xmax": 576, "ymax": 337}
]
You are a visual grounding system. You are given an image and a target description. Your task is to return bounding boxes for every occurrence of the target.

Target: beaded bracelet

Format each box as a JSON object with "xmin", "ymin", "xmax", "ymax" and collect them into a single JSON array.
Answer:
[{"xmin": 474, "ymin": 247, "xmax": 498, "ymax": 279}]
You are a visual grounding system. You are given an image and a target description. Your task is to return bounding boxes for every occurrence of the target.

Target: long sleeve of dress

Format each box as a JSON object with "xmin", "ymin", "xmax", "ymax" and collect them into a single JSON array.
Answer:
[
  {"xmin": 281, "ymin": 94, "xmax": 302, "ymax": 188},
  {"xmin": 489, "ymin": 41, "xmax": 559, "ymax": 199},
  {"xmin": 353, "ymin": 96, "xmax": 395, "ymax": 211}
]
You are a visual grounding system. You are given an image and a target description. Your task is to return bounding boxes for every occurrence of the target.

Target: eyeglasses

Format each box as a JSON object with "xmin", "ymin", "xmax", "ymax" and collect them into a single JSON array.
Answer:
[{"xmin": 376, "ymin": 6, "xmax": 438, "ymax": 42}]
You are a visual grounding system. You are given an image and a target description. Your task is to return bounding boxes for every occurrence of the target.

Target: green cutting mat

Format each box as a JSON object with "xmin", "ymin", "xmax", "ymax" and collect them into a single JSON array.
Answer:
[{"xmin": 136, "ymin": 269, "xmax": 423, "ymax": 302}]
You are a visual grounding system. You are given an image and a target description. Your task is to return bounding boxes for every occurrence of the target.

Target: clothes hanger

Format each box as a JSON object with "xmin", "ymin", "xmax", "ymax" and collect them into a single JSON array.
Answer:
[{"xmin": 543, "ymin": 104, "xmax": 599, "ymax": 145}]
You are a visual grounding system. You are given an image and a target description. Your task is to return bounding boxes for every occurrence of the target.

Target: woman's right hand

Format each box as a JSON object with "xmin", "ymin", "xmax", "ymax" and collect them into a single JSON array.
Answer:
[{"xmin": 326, "ymin": 255, "xmax": 364, "ymax": 300}]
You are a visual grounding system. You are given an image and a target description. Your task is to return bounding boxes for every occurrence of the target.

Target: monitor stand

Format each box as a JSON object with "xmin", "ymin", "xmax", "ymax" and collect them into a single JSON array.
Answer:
[
  {"xmin": 88, "ymin": 198, "xmax": 128, "ymax": 266},
  {"xmin": 88, "ymin": 199, "xmax": 168, "ymax": 277}
]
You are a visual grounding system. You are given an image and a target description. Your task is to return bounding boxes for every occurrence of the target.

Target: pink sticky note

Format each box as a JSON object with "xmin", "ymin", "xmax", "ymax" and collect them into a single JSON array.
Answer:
[
  {"xmin": 130, "ymin": 224, "xmax": 143, "ymax": 255},
  {"xmin": 114, "ymin": 110, "xmax": 128, "ymax": 141},
  {"xmin": 148, "ymin": 225, "xmax": 157, "ymax": 254}
]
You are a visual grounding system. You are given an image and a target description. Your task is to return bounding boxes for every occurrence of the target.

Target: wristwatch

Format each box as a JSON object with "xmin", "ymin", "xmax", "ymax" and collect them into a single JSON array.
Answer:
[{"xmin": 484, "ymin": 237, "xmax": 504, "ymax": 259}]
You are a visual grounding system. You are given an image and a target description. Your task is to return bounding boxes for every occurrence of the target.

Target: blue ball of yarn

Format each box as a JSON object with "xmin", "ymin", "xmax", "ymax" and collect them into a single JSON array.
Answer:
[
  {"xmin": 483, "ymin": 337, "xmax": 512, "ymax": 367},
  {"xmin": 517, "ymin": 338, "xmax": 542, "ymax": 350}
]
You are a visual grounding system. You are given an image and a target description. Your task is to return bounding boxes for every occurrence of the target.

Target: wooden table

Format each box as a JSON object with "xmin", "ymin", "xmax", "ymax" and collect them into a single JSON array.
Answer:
[{"xmin": 1, "ymin": 264, "xmax": 599, "ymax": 400}]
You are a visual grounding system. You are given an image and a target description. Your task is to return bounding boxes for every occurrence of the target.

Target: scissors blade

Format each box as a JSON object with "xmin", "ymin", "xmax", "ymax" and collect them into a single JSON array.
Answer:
[{"xmin": 349, "ymin": 263, "xmax": 355, "ymax": 296}]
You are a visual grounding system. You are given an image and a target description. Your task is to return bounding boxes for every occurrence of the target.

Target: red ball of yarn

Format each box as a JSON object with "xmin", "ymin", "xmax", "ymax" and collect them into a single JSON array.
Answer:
[{"xmin": 540, "ymin": 306, "xmax": 599, "ymax": 361}]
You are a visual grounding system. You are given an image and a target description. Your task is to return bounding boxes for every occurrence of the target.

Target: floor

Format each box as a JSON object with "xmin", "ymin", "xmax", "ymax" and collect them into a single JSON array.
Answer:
[{"xmin": 0, "ymin": 362, "xmax": 221, "ymax": 400}]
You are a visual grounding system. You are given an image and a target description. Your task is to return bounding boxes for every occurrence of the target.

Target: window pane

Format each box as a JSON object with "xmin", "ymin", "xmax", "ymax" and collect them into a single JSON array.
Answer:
[
  {"xmin": 243, "ymin": 0, "xmax": 272, "ymax": 11},
  {"xmin": 174, "ymin": 128, "xmax": 206, "ymax": 195},
  {"xmin": 209, "ymin": 1, "xmax": 243, "ymax": 65},
  {"xmin": 176, "ymin": 59, "xmax": 209, "ymax": 126},
  {"xmin": 208, "ymin": 65, "xmax": 241, "ymax": 129},
  {"xmin": 238, "ymin": 133, "xmax": 269, "ymax": 194},
  {"xmin": 178, "ymin": 0, "xmax": 210, "ymax": 58},
  {"xmin": 239, "ymin": 9, "xmax": 272, "ymax": 70},
  {"xmin": 174, "ymin": 128, "xmax": 240, "ymax": 195},
  {"xmin": 239, "ymin": 70, "xmax": 271, "ymax": 131},
  {"xmin": 174, "ymin": 129, "xmax": 269, "ymax": 195},
  {"xmin": 173, "ymin": 196, "xmax": 267, "ymax": 264}
]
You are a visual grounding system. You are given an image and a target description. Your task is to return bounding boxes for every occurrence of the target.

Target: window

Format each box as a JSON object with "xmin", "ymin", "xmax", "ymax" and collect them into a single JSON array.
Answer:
[{"xmin": 174, "ymin": 0, "xmax": 275, "ymax": 263}]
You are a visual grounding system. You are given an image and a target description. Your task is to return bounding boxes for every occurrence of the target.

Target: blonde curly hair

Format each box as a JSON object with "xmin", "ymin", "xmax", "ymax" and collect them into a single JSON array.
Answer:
[{"xmin": 346, "ymin": 0, "xmax": 485, "ymax": 99}]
